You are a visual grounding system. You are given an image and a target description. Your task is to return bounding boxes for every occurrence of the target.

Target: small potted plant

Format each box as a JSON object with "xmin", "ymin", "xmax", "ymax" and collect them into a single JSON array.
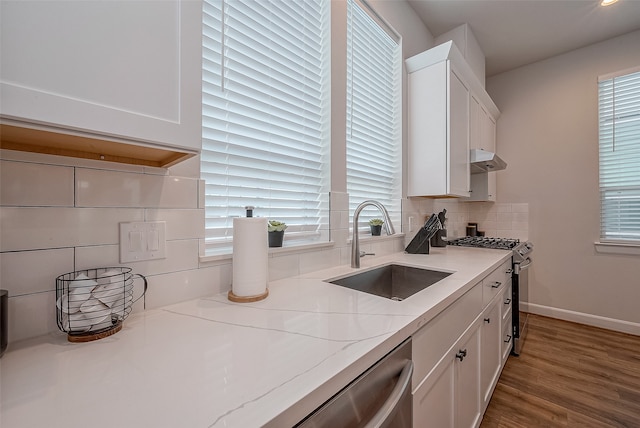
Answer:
[
  {"xmin": 267, "ymin": 220, "xmax": 287, "ymax": 247},
  {"xmin": 369, "ymin": 218, "xmax": 384, "ymax": 236}
]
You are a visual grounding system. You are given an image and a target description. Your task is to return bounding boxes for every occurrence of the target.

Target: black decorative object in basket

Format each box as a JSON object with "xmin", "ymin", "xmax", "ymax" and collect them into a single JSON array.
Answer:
[{"xmin": 56, "ymin": 267, "xmax": 147, "ymax": 342}]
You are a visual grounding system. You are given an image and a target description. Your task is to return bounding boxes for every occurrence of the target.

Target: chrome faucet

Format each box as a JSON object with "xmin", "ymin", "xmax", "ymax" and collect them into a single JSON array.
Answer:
[{"xmin": 351, "ymin": 200, "xmax": 396, "ymax": 268}]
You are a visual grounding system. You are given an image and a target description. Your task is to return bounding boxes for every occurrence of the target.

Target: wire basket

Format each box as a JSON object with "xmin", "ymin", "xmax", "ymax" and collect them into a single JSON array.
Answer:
[{"xmin": 56, "ymin": 267, "xmax": 147, "ymax": 342}]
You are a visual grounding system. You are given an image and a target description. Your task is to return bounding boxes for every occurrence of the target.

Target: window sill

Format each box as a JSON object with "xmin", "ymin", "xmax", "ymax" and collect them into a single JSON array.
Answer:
[
  {"xmin": 594, "ymin": 241, "xmax": 640, "ymax": 256},
  {"xmin": 199, "ymin": 241, "xmax": 336, "ymax": 264},
  {"xmin": 347, "ymin": 233, "xmax": 406, "ymax": 244}
]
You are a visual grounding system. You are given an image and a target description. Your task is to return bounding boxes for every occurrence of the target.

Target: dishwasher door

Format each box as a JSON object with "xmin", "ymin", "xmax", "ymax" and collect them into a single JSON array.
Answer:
[{"xmin": 296, "ymin": 338, "xmax": 413, "ymax": 428}]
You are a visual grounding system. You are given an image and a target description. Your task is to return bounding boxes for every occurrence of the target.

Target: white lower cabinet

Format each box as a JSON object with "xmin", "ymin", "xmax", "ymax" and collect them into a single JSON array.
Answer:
[
  {"xmin": 412, "ymin": 258, "xmax": 512, "ymax": 427},
  {"xmin": 480, "ymin": 297, "xmax": 502, "ymax": 411},
  {"xmin": 413, "ymin": 319, "xmax": 482, "ymax": 428}
]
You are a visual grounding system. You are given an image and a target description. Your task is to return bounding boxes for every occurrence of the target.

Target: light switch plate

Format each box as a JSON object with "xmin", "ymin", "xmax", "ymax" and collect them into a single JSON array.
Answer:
[{"xmin": 119, "ymin": 221, "xmax": 167, "ymax": 263}]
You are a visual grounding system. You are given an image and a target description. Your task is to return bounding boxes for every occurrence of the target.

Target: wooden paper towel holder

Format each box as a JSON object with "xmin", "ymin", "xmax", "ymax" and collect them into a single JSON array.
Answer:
[{"xmin": 228, "ymin": 289, "xmax": 269, "ymax": 303}]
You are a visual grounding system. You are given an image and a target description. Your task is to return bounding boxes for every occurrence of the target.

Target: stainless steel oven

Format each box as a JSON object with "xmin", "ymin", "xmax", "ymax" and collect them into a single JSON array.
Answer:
[{"xmin": 512, "ymin": 242, "xmax": 533, "ymax": 356}]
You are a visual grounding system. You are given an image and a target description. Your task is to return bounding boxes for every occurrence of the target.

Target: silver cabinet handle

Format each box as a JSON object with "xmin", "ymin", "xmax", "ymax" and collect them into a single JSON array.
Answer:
[
  {"xmin": 505, "ymin": 268, "xmax": 513, "ymax": 274},
  {"xmin": 504, "ymin": 298, "xmax": 511, "ymax": 305},
  {"xmin": 504, "ymin": 335, "xmax": 512, "ymax": 343},
  {"xmin": 490, "ymin": 281, "xmax": 501, "ymax": 288},
  {"xmin": 364, "ymin": 360, "xmax": 413, "ymax": 428},
  {"xmin": 519, "ymin": 258, "xmax": 533, "ymax": 270}
]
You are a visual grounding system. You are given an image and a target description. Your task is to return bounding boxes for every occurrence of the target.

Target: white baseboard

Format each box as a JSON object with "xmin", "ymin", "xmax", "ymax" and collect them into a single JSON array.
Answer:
[{"xmin": 522, "ymin": 302, "xmax": 640, "ymax": 336}]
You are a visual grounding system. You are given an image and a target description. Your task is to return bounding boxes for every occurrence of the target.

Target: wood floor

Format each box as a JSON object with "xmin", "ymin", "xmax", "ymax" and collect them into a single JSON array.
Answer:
[{"xmin": 480, "ymin": 314, "xmax": 640, "ymax": 428}]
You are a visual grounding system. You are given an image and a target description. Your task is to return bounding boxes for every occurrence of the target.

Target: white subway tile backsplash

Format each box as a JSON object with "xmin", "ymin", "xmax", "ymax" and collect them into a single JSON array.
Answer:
[
  {"xmin": 0, "ymin": 207, "xmax": 144, "ymax": 252},
  {"xmin": 331, "ymin": 228, "xmax": 350, "ymax": 246},
  {"xmin": 268, "ymin": 254, "xmax": 300, "ymax": 281},
  {"xmin": 198, "ymin": 179, "xmax": 205, "ymax": 209},
  {"xmin": 1, "ymin": 160, "xmax": 74, "ymax": 207},
  {"xmin": 512, "ymin": 221, "xmax": 529, "ymax": 231},
  {"xmin": 512, "ymin": 212, "xmax": 529, "ymax": 222},
  {"xmin": 2, "ymin": 148, "xmax": 532, "ymax": 347},
  {"xmin": 76, "ymin": 168, "xmax": 198, "ymax": 208},
  {"xmin": 145, "ymin": 209, "xmax": 204, "ymax": 240},
  {"xmin": 165, "ymin": 154, "xmax": 201, "ymax": 179},
  {"xmin": 145, "ymin": 265, "xmax": 231, "ymax": 310},
  {"xmin": 1, "ymin": 248, "xmax": 74, "ymax": 296},
  {"xmin": 329, "ymin": 210, "xmax": 342, "ymax": 232},
  {"xmin": 7, "ymin": 291, "xmax": 59, "ymax": 343},
  {"xmin": 426, "ymin": 201, "xmax": 530, "ymax": 239},
  {"xmin": 299, "ymin": 248, "xmax": 341, "ymax": 275},
  {"xmin": 496, "ymin": 212, "xmax": 513, "ymax": 223},
  {"xmin": 496, "ymin": 204, "xmax": 512, "ymax": 213},
  {"xmin": 471, "ymin": 211, "xmax": 497, "ymax": 222},
  {"xmin": 75, "ymin": 240, "xmax": 200, "ymax": 276}
]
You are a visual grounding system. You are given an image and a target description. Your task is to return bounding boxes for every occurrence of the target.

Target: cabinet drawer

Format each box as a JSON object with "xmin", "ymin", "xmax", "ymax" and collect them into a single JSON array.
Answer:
[
  {"xmin": 501, "ymin": 314, "xmax": 513, "ymax": 362},
  {"xmin": 482, "ymin": 259, "xmax": 512, "ymax": 306},
  {"xmin": 501, "ymin": 283, "xmax": 512, "ymax": 321},
  {"xmin": 412, "ymin": 283, "xmax": 482, "ymax": 388}
]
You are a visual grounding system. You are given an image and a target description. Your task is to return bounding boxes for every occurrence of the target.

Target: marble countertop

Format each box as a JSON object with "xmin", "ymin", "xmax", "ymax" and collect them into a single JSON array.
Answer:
[{"xmin": 0, "ymin": 247, "xmax": 511, "ymax": 428}]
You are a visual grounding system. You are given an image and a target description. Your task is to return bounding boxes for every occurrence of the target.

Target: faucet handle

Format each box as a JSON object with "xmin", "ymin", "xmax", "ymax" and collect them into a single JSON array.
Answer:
[{"xmin": 359, "ymin": 251, "xmax": 375, "ymax": 258}]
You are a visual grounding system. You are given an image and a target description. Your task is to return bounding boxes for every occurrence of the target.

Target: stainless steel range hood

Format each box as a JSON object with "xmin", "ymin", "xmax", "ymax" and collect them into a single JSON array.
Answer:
[{"xmin": 470, "ymin": 149, "xmax": 507, "ymax": 173}]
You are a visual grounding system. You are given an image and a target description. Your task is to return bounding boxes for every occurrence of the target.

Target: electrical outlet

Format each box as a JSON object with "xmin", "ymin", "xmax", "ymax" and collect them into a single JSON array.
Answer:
[{"xmin": 119, "ymin": 221, "xmax": 167, "ymax": 263}]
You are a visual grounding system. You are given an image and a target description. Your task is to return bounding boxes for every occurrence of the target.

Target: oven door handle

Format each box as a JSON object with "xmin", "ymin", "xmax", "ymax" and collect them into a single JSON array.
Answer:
[
  {"xmin": 364, "ymin": 360, "xmax": 413, "ymax": 428},
  {"xmin": 516, "ymin": 258, "xmax": 533, "ymax": 271}
]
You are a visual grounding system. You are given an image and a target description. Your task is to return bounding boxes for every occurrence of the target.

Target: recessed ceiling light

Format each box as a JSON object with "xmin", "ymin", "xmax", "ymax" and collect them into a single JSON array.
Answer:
[{"xmin": 600, "ymin": 0, "xmax": 619, "ymax": 6}]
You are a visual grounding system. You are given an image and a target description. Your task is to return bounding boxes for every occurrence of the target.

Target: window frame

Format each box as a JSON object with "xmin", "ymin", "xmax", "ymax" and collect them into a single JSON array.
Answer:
[
  {"xmin": 596, "ymin": 65, "xmax": 640, "ymax": 252},
  {"xmin": 345, "ymin": 0, "xmax": 403, "ymax": 234},
  {"xmin": 201, "ymin": 0, "xmax": 331, "ymax": 256}
]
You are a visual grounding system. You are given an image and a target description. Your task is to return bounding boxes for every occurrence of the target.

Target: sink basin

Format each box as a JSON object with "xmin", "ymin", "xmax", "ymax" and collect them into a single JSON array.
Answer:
[{"xmin": 327, "ymin": 264, "xmax": 452, "ymax": 301}]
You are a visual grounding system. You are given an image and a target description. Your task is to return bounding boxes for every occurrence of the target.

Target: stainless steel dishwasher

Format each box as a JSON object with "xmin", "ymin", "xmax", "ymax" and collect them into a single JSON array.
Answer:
[{"xmin": 295, "ymin": 338, "xmax": 413, "ymax": 428}]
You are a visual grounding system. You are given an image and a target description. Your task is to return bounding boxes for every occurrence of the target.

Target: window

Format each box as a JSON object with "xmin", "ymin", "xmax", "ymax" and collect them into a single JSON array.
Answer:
[
  {"xmin": 346, "ymin": 0, "xmax": 402, "ymax": 231},
  {"xmin": 202, "ymin": 0, "xmax": 330, "ymax": 255},
  {"xmin": 598, "ymin": 67, "xmax": 640, "ymax": 242}
]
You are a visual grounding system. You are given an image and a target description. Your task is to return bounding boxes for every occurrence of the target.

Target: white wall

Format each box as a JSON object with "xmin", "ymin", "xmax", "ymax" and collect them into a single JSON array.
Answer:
[
  {"xmin": 0, "ymin": 0, "xmax": 434, "ymax": 345},
  {"xmin": 487, "ymin": 30, "xmax": 640, "ymax": 332}
]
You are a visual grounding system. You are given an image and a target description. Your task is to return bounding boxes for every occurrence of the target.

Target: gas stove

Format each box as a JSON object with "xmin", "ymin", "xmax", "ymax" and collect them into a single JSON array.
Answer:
[{"xmin": 447, "ymin": 236, "xmax": 520, "ymax": 250}]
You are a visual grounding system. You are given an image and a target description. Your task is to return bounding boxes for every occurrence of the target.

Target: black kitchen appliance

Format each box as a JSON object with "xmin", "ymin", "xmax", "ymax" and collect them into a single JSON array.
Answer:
[{"xmin": 448, "ymin": 236, "xmax": 534, "ymax": 355}]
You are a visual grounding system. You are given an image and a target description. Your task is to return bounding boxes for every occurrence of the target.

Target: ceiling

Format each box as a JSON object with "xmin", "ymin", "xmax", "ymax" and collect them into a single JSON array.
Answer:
[{"xmin": 407, "ymin": 0, "xmax": 640, "ymax": 77}]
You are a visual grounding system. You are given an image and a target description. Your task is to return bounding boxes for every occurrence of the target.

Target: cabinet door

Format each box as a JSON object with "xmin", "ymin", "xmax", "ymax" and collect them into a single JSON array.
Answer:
[
  {"xmin": 469, "ymin": 96, "xmax": 481, "ymax": 150},
  {"xmin": 480, "ymin": 107, "xmax": 496, "ymax": 153},
  {"xmin": 480, "ymin": 299, "xmax": 501, "ymax": 409},
  {"xmin": 456, "ymin": 324, "xmax": 482, "ymax": 428},
  {"xmin": 413, "ymin": 357, "xmax": 455, "ymax": 428},
  {"xmin": 407, "ymin": 62, "xmax": 448, "ymax": 197},
  {"xmin": 0, "ymin": 0, "xmax": 200, "ymax": 152},
  {"xmin": 449, "ymin": 69, "xmax": 470, "ymax": 197}
]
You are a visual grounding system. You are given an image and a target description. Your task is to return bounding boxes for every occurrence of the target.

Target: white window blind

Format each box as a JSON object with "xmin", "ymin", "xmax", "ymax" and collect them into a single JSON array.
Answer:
[
  {"xmin": 346, "ymin": 0, "xmax": 402, "ymax": 231},
  {"xmin": 598, "ymin": 67, "xmax": 640, "ymax": 242},
  {"xmin": 202, "ymin": 0, "xmax": 330, "ymax": 255}
]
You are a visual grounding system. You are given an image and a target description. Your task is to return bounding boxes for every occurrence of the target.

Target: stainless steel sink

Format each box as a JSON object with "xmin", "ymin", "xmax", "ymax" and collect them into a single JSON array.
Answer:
[{"xmin": 327, "ymin": 264, "xmax": 452, "ymax": 301}]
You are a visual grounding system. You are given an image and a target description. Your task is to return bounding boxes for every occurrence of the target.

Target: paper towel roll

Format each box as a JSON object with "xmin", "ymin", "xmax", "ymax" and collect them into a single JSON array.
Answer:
[{"xmin": 231, "ymin": 217, "xmax": 269, "ymax": 300}]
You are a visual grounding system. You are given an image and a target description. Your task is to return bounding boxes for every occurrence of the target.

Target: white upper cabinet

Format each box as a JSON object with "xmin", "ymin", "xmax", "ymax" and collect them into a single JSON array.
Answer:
[
  {"xmin": 0, "ymin": 0, "xmax": 201, "ymax": 167},
  {"xmin": 407, "ymin": 44, "xmax": 471, "ymax": 198},
  {"xmin": 407, "ymin": 41, "xmax": 501, "ymax": 199},
  {"xmin": 469, "ymin": 97, "xmax": 498, "ymax": 201},
  {"xmin": 470, "ymin": 96, "xmax": 496, "ymax": 152}
]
